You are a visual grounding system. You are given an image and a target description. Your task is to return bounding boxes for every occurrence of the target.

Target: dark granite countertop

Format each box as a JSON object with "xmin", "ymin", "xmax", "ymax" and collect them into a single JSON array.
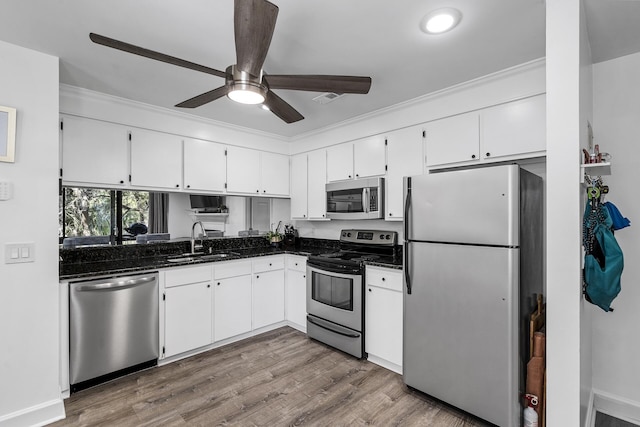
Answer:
[{"xmin": 59, "ymin": 236, "xmax": 401, "ymax": 281}]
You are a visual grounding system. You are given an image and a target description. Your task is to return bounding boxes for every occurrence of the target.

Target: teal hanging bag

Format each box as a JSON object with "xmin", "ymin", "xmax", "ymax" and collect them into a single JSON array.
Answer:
[{"xmin": 583, "ymin": 203, "xmax": 624, "ymax": 312}]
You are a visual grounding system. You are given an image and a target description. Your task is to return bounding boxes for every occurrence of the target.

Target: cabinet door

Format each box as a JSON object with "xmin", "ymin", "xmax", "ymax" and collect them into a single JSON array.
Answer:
[
  {"xmin": 183, "ymin": 138, "xmax": 226, "ymax": 192},
  {"xmin": 214, "ymin": 274, "xmax": 252, "ymax": 341},
  {"xmin": 365, "ymin": 284, "xmax": 403, "ymax": 368},
  {"xmin": 354, "ymin": 135, "xmax": 386, "ymax": 179},
  {"xmin": 307, "ymin": 149, "xmax": 328, "ymax": 219},
  {"xmin": 286, "ymin": 269, "xmax": 307, "ymax": 329},
  {"xmin": 253, "ymin": 269, "xmax": 285, "ymax": 329},
  {"xmin": 481, "ymin": 94, "xmax": 546, "ymax": 160},
  {"xmin": 290, "ymin": 154, "xmax": 308, "ymax": 219},
  {"xmin": 261, "ymin": 152, "xmax": 290, "ymax": 196},
  {"xmin": 164, "ymin": 282, "xmax": 212, "ymax": 357},
  {"xmin": 424, "ymin": 112, "xmax": 480, "ymax": 167},
  {"xmin": 386, "ymin": 126, "xmax": 424, "ymax": 220},
  {"xmin": 61, "ymin": 115, "xmax": 129, "ymax": 186},
  {"xmin": 130, "ymin": 129, "xmax": 182, "ymax": 189},
  {"xmin": 226, "ymin": 146, "xmax": 261, "ymax": 194},
  {"xmin": 326, "ymin": 143, "xmax": 354, "ymax": 182}
]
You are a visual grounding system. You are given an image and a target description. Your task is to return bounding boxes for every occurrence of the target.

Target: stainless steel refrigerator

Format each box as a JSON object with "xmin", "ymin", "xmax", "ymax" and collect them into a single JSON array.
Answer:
[{"xmin": 403, "ymin": 164, "xmax": 543, "ymax": 427}]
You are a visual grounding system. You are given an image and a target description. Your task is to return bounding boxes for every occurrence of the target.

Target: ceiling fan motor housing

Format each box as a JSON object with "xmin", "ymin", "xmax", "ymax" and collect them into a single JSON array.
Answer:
[{"xmin": 226, "ymin": 65, "xmax": 267, "ymax": 104}]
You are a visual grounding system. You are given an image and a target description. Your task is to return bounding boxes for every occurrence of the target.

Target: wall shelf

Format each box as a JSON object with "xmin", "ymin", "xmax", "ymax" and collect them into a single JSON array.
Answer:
[{"xmin": 581, "ymin": 162, "xmax": 611, "ymax": 184}]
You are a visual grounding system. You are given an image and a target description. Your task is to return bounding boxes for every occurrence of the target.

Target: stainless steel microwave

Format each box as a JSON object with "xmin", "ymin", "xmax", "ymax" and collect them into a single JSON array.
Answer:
[{"xmin": 326, "ymin": 177, "xmax": 384, "ymax": 220}]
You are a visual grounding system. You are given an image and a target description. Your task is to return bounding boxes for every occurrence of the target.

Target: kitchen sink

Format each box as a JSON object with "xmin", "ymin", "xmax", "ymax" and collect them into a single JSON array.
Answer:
[{"xmin": 166, "ymin": 252, "xmax": 240, "ymax": 263}]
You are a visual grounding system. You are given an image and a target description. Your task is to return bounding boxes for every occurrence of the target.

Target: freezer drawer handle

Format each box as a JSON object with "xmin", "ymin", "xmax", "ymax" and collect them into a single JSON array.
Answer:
[
  {"xmin": 307, "ymin": 315, "xmax": 360, "ymax": 338},
  {"xmin": 74, "ymin": 276, "xmax": 156, "ymax": 292}
]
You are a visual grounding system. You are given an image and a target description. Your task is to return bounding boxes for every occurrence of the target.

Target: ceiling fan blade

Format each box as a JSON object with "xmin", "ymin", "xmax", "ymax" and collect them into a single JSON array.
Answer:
[
  {"xmin": 264, "ymin": 75, "xmax": 372, "ymax": 94},
  {"xmin": 89, "ymin": 33, "xmax": 227, "ymax": 78},
  {"xmin": 175, "ymin": 86, "xmax": 229, "ymax": 108},
  {"xmin": 234, "ymin": 0, "xmax": 279, "ymax": 77},
  {"xmin": 264, "ymin": 91, "xmax": 304, "ymax": 124}
]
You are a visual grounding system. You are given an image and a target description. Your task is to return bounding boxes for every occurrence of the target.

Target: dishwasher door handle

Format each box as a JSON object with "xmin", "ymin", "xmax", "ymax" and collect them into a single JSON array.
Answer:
[{"xmin": 74, "ymin": 276, "xmax": 157, "ymax": 292}]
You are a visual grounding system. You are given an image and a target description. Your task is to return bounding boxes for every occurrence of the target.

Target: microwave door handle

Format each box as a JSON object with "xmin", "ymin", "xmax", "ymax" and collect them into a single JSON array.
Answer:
[{"xmin": 363, "ymin": 187, "xmax": 370, "ymax": 213}]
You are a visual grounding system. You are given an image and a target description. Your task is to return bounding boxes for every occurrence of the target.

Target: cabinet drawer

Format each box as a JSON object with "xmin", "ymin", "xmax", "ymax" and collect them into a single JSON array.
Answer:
[
  {"xmin": 165, "ymin": 265, "xmax": 212, "ymax": 288},
  {"xmin": 287, "ymin": 255, "xmax": 307, "ymax": 272},
  {"xmin": 253, "ymin": 256, "xmax": 285, "ymax": 273},
  {"xmin": 366, "ymin": 266, "xmax": 402, "ymax": 292},
  {"xmin": 214, "ymin": 260, "xmax": 252, "ymax": 280}
]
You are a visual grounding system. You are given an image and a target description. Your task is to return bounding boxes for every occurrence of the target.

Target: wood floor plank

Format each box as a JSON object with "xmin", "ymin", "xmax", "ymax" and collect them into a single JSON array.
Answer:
[{"xmin": 51, "ymin": 327, "xmax": 491, "ymax": 427}]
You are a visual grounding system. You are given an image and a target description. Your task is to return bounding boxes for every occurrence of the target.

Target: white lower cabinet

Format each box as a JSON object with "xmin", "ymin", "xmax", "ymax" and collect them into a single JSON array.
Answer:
[
  {"xmin": 285, "ymin": 255, "xmax": 307, "ymax": 330},
  {"xmin": 365, "ymin": 266, "xmax": 403, "ymax": 373},
  {"xmin": 252, "ymin": 255, "xmax": 285, "ymax": 330},
  {"xmin": 214, "ymin": 260, "xmax": 253, "ymax": 342},
  {"xmin": 163, "ymin": 265, "xmax": 213, "ymax": 358}
]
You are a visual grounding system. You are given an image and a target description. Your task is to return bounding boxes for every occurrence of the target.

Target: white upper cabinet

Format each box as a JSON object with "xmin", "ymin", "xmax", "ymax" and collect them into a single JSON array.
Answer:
[
  {"xmin": 326, "ymin": 143, "xmax": 354, "ymax": 182},
  {"xmin": 424, "ymin": 111, "xmax": 480, "ymax": 168},
  {"xmin": 385, "ymin": 126, "xmax": 424, "ymax": 221},
  {"xmin": 183, "ymin": 138, "xmax": 226, "ymax": 192},
  {"xmin": 307, "ymin": 149, "xmax": 328, "ymax": 220},
  {"xmin": 290, "ymin": 153, "xmax": 308, "ymax": 219},
  {"xmin": 226, "ymin": 146, "xmax": 289, "ymax": 196},
  {"xmin": 226, "ymin": 146, "xmax": 261, "ymax": 194},
  {"xmin": 353, "ymin": 135, "xmax": 387, "ymax": 179},
  {"xmin": 60, "ymin": 115, "xmax": 129, "ymax": 186},
  {"xmin": 130, "ymin": 128, "xmax": 183, "ymax": 190},
  {"xmin": 425, "ymin": 94, "xmax": 546, "ymax": 169},
  {"xmin": 480, "ymin": 94, "xmax": 546, "ymax": 160},
  {"xmin": 326, "ymin": 137, "xmax": 386, "ymax": 182},
  {"xmin": 260, "ymin": 152, "xmax": 290, "ymax": 196}
]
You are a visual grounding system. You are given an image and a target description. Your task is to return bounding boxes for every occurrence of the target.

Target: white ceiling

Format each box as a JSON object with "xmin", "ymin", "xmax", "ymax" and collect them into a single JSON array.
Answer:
[{"xmin": 0, "ymin": 1, "xmax": 637, "ymax": 138}]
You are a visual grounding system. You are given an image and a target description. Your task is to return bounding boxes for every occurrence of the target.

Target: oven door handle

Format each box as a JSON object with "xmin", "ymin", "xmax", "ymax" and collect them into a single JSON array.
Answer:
[{"xmin": 307, "ymin": 316, "xmax": 361, "ymax": 338}]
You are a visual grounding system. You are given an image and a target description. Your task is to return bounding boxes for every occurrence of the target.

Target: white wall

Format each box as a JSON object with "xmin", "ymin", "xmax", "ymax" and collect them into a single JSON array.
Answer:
[
  {"xmin": 546, "ymin": 0, "xmax": 593, "ymax": 425},
  {"xmin": 0, "ymin": 41, "xmax": 64, "ymax": 426},
  {"xmin": 591, "ymin": 52, "xmax": 640, "ymax": 415}
]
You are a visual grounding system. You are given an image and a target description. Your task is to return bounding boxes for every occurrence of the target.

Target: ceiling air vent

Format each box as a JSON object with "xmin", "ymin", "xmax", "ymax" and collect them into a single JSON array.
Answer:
[{"xmin": 312, "ymin": 92, "xmax": 345, "ymax": 104}]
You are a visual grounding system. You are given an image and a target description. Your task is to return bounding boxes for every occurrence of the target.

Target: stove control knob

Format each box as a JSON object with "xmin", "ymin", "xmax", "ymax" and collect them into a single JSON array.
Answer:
[
  {"xmin": 386, "ymin": 234, "xmax": 391, "ymax": 240},
  {"xmin": 379, "ymin": 234, "xmax": 385, "ymax": 239},
  {"xmin": 347, "ymin": 232, "xmax": 352, "ymax": 237},
  {"xmin": 342, "ymin": 232, "xmax": 346, "ymax": 237}
]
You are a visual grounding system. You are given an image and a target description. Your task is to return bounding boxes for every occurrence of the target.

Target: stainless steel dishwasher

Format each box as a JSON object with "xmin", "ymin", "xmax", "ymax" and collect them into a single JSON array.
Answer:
[{"xmin": 69, "ymin": 273, "xmax": 159, "ymax": 392}]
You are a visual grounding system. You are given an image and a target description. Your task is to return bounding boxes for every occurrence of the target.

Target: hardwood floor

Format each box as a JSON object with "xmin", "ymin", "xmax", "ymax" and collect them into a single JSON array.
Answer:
[{"xmin": 51, "ymin": 327, "xmax": 489, "ymax": 426}]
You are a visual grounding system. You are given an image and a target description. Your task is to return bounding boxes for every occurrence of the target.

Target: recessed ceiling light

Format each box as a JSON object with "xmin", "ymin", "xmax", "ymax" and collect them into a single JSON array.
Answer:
[{"xmin": 420, "ymin": 8, "xmax": 462, "ymax": 34}]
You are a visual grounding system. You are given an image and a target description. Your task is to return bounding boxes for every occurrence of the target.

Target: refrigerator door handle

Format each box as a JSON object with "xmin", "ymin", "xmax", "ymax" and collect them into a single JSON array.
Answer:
[
  {"xmin": 404, "ymin": 242, "xmax": 412, "ymax": 294},
  {"xmin": 404, "ymin": 177, "xmax": 412, "ymax": 238}
]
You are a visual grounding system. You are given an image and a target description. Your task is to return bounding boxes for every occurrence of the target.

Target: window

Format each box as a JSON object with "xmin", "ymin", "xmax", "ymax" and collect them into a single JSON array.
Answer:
[{"xmin": 59, "ymin": 187, "xmax": 150, "ymax": 245}]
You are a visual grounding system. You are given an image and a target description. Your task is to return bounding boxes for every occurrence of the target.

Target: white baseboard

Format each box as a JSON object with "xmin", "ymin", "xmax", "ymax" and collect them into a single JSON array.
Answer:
[
  {"xmin": 593, "ymin": 388, "xmax": 640, "ymax": 425},
  {"xmin": 366, "ymin": 354, "xmax": 402, "ymax": 375},
  {"xmin": 0, "ymin": 398, "xmax": 65, "ymax": 427}
]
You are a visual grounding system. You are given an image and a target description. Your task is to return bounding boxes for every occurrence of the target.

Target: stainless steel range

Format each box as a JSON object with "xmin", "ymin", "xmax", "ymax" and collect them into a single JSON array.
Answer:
[{"xmin": 306, "ymin": 229, "xmax": 398, "ymax": 358}]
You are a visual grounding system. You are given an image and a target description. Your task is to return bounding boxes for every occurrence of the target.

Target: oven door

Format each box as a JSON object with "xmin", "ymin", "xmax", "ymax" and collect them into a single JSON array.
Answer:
[{"xmin": 306, "ymin": 262, "xmax": 363, "ymax": 332}]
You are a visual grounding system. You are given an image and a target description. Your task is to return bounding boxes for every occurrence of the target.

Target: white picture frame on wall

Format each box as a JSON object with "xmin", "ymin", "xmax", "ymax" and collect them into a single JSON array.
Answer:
[{"xmin": 0, "ymin": 105, "xmax": 16, "ymax": 163}]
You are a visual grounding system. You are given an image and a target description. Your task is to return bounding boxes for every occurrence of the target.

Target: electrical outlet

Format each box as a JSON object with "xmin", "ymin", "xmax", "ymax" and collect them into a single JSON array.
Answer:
[{"xmin": 5, "ymin": 243, "xmax": 35, "ymax": 264}]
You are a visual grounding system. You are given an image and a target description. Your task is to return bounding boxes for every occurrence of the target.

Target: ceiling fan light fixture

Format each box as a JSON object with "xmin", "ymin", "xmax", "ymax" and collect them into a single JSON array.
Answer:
[
  {"xmin": 420, "ymin": 8, "xmax": 462, "ymax": 34},
  {"xmin": 228, "ymin": 84, "xmax": 266, "ymax": 104}
]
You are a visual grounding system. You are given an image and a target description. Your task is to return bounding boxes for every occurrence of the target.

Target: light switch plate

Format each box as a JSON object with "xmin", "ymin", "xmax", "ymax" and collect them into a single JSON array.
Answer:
[
  {"xmin": 0, "ymin": 181, "xmax": 12, "ymax": 201},
  {"xmin": 5, "ymin": 243, "xmax": 35, "ymax": 264}
]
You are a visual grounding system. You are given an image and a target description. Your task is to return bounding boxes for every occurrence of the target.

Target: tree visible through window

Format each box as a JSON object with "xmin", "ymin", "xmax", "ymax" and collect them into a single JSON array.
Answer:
[{"xmin": 59, "ymin": 187, "xmax": 149, "ymax": 244}]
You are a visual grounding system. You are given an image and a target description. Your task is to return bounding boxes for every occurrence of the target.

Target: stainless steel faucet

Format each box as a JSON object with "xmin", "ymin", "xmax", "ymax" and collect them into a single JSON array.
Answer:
[{"xmin": 191, "ymin": 221, "xmax": 207, "ymax": 254}]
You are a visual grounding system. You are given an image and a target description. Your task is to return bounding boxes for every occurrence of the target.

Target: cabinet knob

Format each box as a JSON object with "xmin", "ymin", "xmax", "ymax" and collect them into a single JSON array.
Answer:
[
  {"xmin": 322, "ymin": 214, "xmax": 325, "ymax": 218},
  {"xmin": 207, "ymin": 284, "xmax": 210, "ymax": 288},
  {"xmin": 256, "ymin": 275, "xmax": 260, "ymax": 279},
  {"xmin": 263, "ymin": 190, "xmax": 266, "ymax": 193},
  {"xmin": 368, "ymin": 288, "xmax": 372, "ymax": 292},
  {"xmin": 303, "ymin": 275, "xmax": 305, "ymax": 278},
  {"xmin": 256, "ymin": 189, "xmax": 259, "ymax": 193},
  {"xmin": 389, "ymin": 213, "xmax": 393, "ymax": 217},
  {"xmin": 486, "ymin": 152, "xmax": 491, "ymax": 157},
  {"xmin": 382, "ymin": 277, "xmax": 386, "ymax": 281},
  {"xmin": 269, "ymin": 263, "xmax": 272, "ymax": 266},
  {"xmin": 187, "ymin": 185, "xmax": 191, "ymax": 188},
  {"xmin": 175, "ymin": 184, "xmax": 179, "ymax": 188},
  {"xmin": 471, "ymin": 154, "xmax": 476, "ymax": 159},
  {"xmin": 356, "ymin": 174, "xmax": 359, "ymax": 177},
  {"xmin": 295, "ymin": 263, "xmax": 298, "ymax": 266},
  {"xmin": 217, "ymin": 282, "xmax": 221, "ymax": 286},
  {"xmin": 348, "ymin": 175, "xmax": 352, "ymax": 178},
  {"xmin": 119, "ymin": 180, "xmax": 124, "ymax": 184}
]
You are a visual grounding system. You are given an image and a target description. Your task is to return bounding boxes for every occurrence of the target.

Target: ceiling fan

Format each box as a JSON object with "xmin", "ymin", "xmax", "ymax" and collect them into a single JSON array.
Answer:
[{"xmin": 89, "ymin": 0, "xmax": 372, "ymax": 124}]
